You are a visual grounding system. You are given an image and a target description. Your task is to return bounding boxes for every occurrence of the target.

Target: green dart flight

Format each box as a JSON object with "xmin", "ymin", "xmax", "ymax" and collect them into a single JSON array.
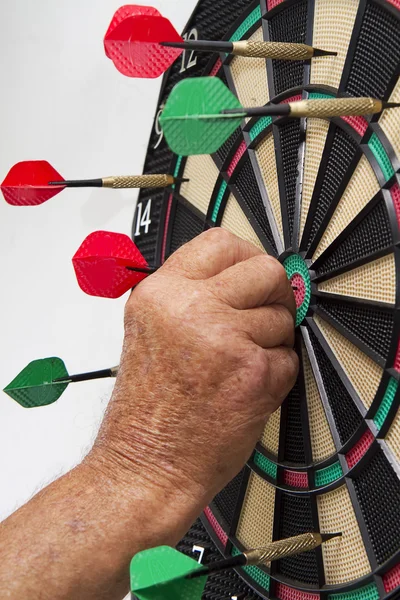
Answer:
[
  {"xmin": 160, "ymin": 77, "xmax": 400, "ymax": 156},
  {"xmin": 130, "ymin": 546, "xmax": 207, "ymax": 600},
  {"xmin": 3, "ymin": 357, "xmax": 118, "ymax": 408}
]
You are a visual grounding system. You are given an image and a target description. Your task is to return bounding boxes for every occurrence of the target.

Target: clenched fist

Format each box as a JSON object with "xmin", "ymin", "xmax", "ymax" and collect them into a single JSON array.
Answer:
[{"xmin": 93, "ymin": 228, "xmax": 298, "ymax": 522}]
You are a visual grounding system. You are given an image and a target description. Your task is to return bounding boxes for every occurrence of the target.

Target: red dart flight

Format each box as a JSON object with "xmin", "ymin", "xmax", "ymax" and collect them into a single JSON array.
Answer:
[
  {"xmin": 73, "ymin": 231, "xmax": 153, "ymax": 299},
  {"xmin": 104, "ymin": 4, "xmax": 183, "ymax": 78},
  {"xmin": 1, "ymin": 160, "xmax": 65, "ymax": 206}
]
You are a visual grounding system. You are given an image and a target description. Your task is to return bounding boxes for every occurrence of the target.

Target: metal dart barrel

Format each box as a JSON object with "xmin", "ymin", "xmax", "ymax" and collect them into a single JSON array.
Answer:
[
  {"xmin": 101, "ymin": 174, "xmax": 177, "ymax": 188},
  {"xmin": 244, "ymin": 532, "xmax": 339, "ymax": 565}
]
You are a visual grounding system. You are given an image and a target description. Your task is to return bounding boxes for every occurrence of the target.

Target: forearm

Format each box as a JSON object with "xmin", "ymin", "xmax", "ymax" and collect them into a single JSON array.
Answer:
[{"xmin": 0, "ymin": 452, "xmax": 198, "ymax": 600}]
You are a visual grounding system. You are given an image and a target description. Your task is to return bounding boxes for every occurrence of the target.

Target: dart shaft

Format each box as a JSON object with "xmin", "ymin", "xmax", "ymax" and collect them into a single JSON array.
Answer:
[
  {"xmin": 54, "ymin": 366, "xmax": 119, "ymax": 384},
  {"xmin": 126, "ymin": 265, "xmax": 157, "ymax": 275}
]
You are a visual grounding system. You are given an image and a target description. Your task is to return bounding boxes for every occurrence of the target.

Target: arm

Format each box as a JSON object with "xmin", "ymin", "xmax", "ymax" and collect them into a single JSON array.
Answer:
[{"xmin": 0, "ymin": 229, "xmax": 298, "ymax": 600}]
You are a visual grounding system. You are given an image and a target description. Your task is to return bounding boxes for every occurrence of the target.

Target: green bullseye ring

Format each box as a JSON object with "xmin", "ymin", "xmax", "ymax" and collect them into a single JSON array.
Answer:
[{"xmin": 283, "ymin": 254, "xmax": 311, "ymax": 327}]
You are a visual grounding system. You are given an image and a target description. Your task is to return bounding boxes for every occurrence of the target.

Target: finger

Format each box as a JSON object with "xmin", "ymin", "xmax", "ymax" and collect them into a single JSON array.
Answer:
[
  {"xmin": 207, "ymin": 254, "xmax": 296, "ymax": 317},
  {"xmin": 161, "ymin": 228, "xmax": 264, "ymax": 279},
  {"xmin": 238, "ymin": 304, "xmax": 295, "ymax": 348},
  {"xmin": 263, "ymin": 347, "xmax": 299, "ymax": 409}
]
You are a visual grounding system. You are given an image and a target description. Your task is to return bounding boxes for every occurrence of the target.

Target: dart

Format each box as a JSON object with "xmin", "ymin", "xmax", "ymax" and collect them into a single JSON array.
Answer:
[
  {"xmin": 187, "ymin": 532, "xmax": 342, "ymax": 579},
  {"xmin": 160, "ymin": 77, "xmax": 400, "ymax": 155},
  {"xmin": 3, "ymin": 357, "xmax": 118, "ymax": 408},
  {"xmin": 103, "ymin": 5, "xmax": 336, "ymax": 79},
  {"xmin": 1, "ymin": 160, "xmax": 186, "ymax": 206},
  {"xmin": 129, "ymin": 533, "xmax": 341, "ymax": 599},
  {"xmin": 73, "ymin": 230, "xmax": 157, "ymax": 299}
]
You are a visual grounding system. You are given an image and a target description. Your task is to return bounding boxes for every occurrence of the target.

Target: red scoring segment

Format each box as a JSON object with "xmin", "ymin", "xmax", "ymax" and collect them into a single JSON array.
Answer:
[
  {"xmin": 104, "ymin": 5, "xmax": 183, "ymax": 78},
  {"xmin": 1, "ymin": 160, "xmax": 65, "ymax": 206},
  {"xmin": 72, "ymin": 231, "xmax": 150, "ymax": 298}
]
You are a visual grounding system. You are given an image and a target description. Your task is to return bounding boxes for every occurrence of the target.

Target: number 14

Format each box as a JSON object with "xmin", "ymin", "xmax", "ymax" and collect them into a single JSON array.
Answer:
[{"xmin": 134, "ymin": 199, "xmax": 152, "ymax": 236}]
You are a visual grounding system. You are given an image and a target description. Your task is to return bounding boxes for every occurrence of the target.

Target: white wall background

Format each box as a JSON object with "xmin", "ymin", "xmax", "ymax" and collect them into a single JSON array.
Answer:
[{"xmin": 0, "ymin": 0, "xmax": 196, "ymax": 521}]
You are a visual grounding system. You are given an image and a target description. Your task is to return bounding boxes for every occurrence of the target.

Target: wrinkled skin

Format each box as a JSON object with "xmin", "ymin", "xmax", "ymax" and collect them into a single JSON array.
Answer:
[{"xmin": 94, "ymin": 228, "xmax": 298, "ymax": 511}]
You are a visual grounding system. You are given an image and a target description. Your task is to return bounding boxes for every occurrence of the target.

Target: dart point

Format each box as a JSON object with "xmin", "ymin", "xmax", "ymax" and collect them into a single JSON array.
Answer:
[
  {"xmin": 313, "ymin": 48, "xmax": 338, "ymax": 57},
  {"xmin": 383, "ymin": 102, "xmax": 400, "ymax": 109},
  {"xmin": 320, "ymin": 532, "xmax": 342, "ymax": 542}
]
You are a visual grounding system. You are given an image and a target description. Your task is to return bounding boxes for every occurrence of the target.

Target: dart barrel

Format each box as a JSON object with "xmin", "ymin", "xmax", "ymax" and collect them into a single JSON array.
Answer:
[
  {"xmin": 244, "ymin": 533, "xmax": 326, "ymax": 566},
  {"xmin": 102, "ymin": 174, "xmax": 175, "ymax": 188},
  {"xmin": 232, "ymin": 41, "xmax": 317, "ymax": 60},
  {"xmin": 289, "ymin": 97, "xmax": 383, "ymax": 118}
]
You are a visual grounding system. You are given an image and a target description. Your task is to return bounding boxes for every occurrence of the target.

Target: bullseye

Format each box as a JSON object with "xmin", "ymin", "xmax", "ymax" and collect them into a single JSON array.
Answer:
[
  {"xmin": 283, "ymin": 254, "xmax": 311, "ymax": 327},
  {"xmin": 290, "ymin": 273, "xmax": 306, "ymax": 308}
]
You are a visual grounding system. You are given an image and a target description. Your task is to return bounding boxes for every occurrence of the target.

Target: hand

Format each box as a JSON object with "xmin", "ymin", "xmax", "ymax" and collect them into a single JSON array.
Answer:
[{"xmin": 91, "ymin": 229, "xmax": 298, "ymax": 527}]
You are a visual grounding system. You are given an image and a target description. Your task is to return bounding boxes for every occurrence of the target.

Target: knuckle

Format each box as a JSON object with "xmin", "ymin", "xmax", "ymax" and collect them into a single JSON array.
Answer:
[
  {"xmin": 202, "ymin": 227, "xmax": 233, "ymax": 244},
  {"xmin": 282, "ymin": 349, "xmax": 299, "ymax": 383}
]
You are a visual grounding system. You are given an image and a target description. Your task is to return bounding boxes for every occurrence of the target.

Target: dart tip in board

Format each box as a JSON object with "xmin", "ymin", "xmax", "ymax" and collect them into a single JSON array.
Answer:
[
  {"xmin": 313, "ymin": 48, "xmax": 338, "ymax": 57},
  {"xmin": 382, "ymin": 102, "xmax": 400, "ymax": 109},
  {"xmin": 174, "ymin": 177, "xmax": 189, "ymax": 183},
  {"xmin": 320, "ymin": 532, "xmax": 342, "ymax": 542}
]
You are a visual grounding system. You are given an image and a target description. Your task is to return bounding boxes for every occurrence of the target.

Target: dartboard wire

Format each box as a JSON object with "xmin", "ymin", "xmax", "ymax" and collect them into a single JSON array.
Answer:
[
  {"xmin": 338, "ymin": 0, "xmax": 400, "ymax": 101},
  {"xmin": 300, "ymin": 123, "xmax": 364, "ymax": 258},
  {"xmin": 369, "ymin": 121, "xmax": 400, "ymax": 176},
  {"xmin": 269, "ymin": 337, "xmax": 328, "ymax": 589},
  {"xmin": 302, "ymin": 322, "xmax": 366, "ymax": 447},
  {"xmin": 290, "ymin": 0, "xmax": 316, "ymax": 253},
  {"xmin": 306, "ymin": 127, "xmax": 396, "ymax": 263},
  {"xmin": 310, "ymin": 298, "xmax": 395, "ymax": 370},
  {"xmin": 310, "ymin": 190, "xmax": 396, "ymax": 280},
  {"xmin": 302, "ymin": 0, "xmax": 400, "ymax": 260},
  {"xmin": 336, "ymin": 0, "xmax": 368, "ymax": 95},
  {"xmin": 246, "ymin": 146, "xmax": 285, "ymax": 255},
  {"xmin": 308, "ymin": 314, "xmax": 382, "ymax": 416},
  {"xmin": 261, "ymin": 0, "xmax": 311, "ymax": 252},
  {"xmin": 344, "ymin": 467, "xmax": 381, "ymax": 574}
]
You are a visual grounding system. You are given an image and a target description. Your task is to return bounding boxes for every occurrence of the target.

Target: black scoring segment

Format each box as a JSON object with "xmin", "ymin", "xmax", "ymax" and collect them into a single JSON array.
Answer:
[
  {"xmin": 276, "ymin": 493, "xmax": 319, "ymax": 585},
  {"xmin": 344, "ymin": 1, "xmax": 400, "ymax": 98},
  {"xmin": 212, "ymin": 468, "xmax": 245, "ymax": 530},
  {"xmin": 308, "ymin": 329, "xmax": 363, "ymax": 445},
  {"xmin": 177, "ymin": 519, "xmax": 259, "ymax": 599},
  {"xmin": 316, "ymin": 298, "xmax": 395, "ymax": 365},
  {"xmin": 169, "ymin": 202, "xmax": 204, "ymax": 255},
  {"xmin": 232, "ymin": 156, "xmax": 277, "ymax": 254},
  {"xmin": 303, "ymin": 127, "xmax": 359, "ymax": 253},
  {"xmin": 352, "ymin": 449, "xmax": 400, "ymax": 565},
  {"xmin": 276, "ymin": 120, "xmax": 302, "ymax": 243},
  {"xmin": 313, "ymin": 196, "xmax": 393, "ymax": 277},
  {"xmin": 282, "ymin": 381, "xmax": 306, "ymax": 464},
  {"xmin": 267, "ymin": 0, "xmax": 308, "ymax": 95},
  {"xmin": 215, "ymin": 126, "xmax": 242, "ymax": 166}
]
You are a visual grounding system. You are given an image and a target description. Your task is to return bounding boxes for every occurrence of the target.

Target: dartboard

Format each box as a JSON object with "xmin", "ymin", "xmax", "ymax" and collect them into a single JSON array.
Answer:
[{"xmin": 132, "ymin": 0, "xmax": 400, "ymax": 599}]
